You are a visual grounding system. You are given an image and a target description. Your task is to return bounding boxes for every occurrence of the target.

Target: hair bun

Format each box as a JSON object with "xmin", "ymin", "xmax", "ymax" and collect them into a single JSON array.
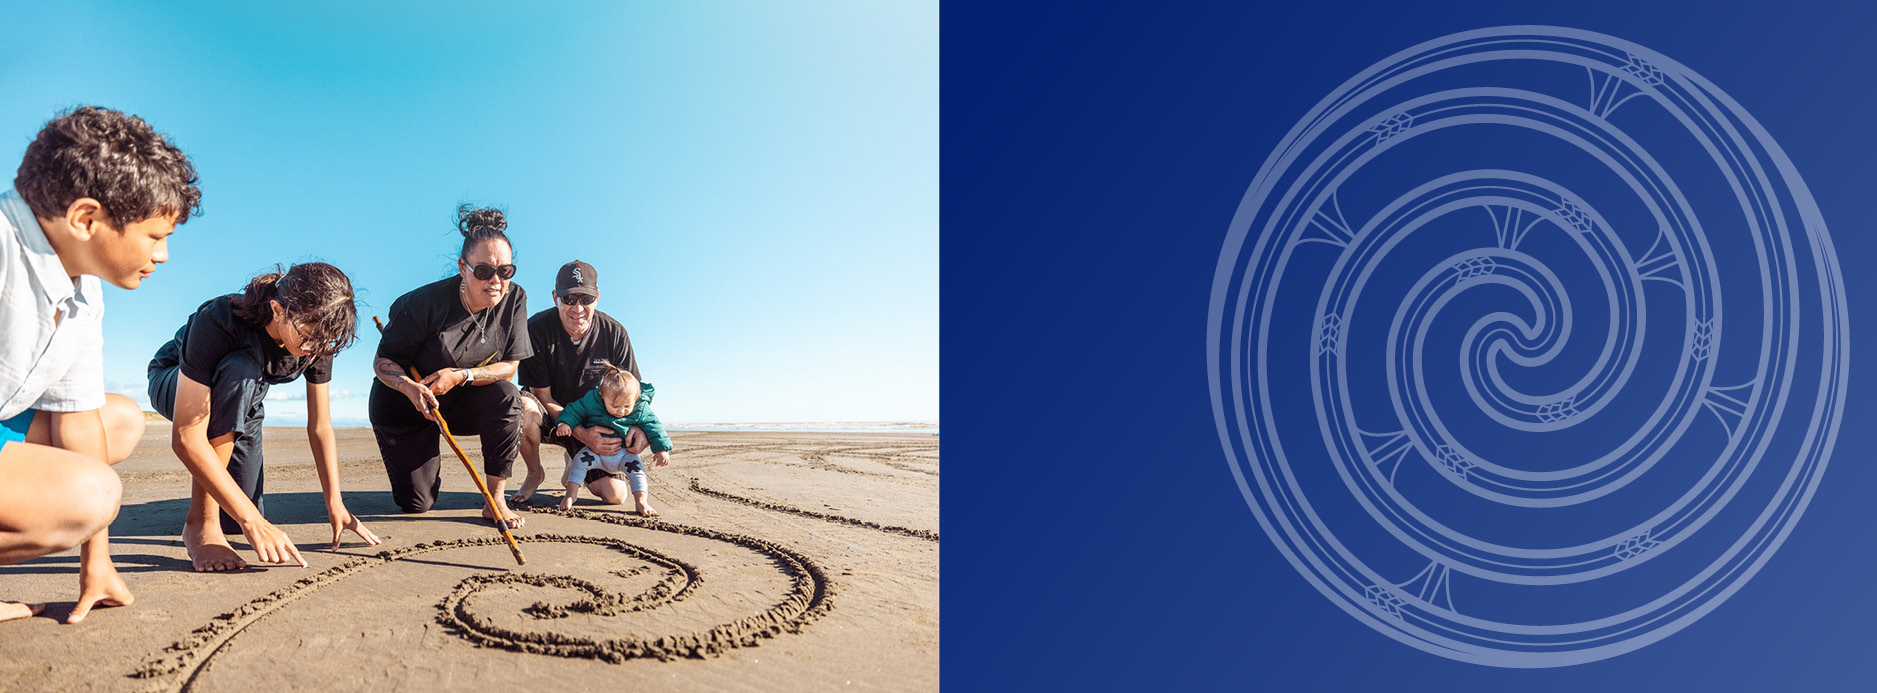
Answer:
[{"xmin": 456, "ymin": 204, "xmax": 507, "ymax": 237}]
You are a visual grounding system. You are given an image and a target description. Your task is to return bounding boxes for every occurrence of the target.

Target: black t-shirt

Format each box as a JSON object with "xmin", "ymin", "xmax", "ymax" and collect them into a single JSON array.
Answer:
[
  {"xmin": 148, "ymin": 294, "xmax": 334, "ymax": 385},
  {"xmin": 518, "ymin": 308, "xmax": 637, "ymax": 405},
  {"xmin": 376, "ymin": 276, "xmax": 534, "ymax": 377}
]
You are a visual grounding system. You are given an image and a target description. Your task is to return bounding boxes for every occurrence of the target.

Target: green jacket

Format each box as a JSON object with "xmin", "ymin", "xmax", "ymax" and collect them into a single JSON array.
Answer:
[{"xmin": 554, "ymin": 382, "xmax": 673, "ymax": 453}]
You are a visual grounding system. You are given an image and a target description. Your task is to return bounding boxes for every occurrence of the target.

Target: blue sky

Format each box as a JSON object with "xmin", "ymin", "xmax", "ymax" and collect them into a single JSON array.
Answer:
[{"xmin": 0, "ymin": 1, "xmax": 937, "ymax": 426}]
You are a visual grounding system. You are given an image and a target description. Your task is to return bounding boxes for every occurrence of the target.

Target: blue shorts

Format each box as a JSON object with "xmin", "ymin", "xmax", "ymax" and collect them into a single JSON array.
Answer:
[{"xmin": 0, "ymin": 409, "xmax": 34, "ymax": 449}]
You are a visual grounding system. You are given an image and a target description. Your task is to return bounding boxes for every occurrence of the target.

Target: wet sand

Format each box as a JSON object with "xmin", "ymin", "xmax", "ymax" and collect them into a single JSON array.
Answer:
[{"xmin": 0, "ymin": 429, "xmax": 939, "ymax": 692}]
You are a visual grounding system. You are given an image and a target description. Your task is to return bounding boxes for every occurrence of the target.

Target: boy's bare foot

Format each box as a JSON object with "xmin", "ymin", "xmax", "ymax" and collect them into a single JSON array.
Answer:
[
  {"xmin": 481, "ymin": 504, "xmax": 526, "ymax": 529},
  {"xmin": 183, "ymin": 524, "xmax": 249, "ymax": 572},
  {"xmin": 0, "ymin": 601, "xmax": 44, "ymax": 622},
  {"xmin": 635, "ymin": 498, "xmax": 659, "ymax": 518}
]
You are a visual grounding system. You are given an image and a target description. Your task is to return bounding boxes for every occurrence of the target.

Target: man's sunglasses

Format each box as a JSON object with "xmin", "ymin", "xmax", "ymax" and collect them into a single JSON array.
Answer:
[
  {"xmin": 464, "ymin": 263, "xmax": 518, "ymax": 281},
  {"xmin": 560, "ymin": 294, "xmax": 595, "ymax": 306}
]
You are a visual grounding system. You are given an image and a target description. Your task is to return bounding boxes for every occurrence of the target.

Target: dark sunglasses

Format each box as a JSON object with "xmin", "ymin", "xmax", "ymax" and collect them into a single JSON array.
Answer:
[
  {"xmin": 464, "ymin": 262, "xmax": 517, "ymax": 281},
  {"xmin": 559, "ymin": 294, "xmax": 595, "ymax": 306}
]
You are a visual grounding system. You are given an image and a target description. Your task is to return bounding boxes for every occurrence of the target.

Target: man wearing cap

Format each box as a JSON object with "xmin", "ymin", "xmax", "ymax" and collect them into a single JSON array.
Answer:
[{"xmin": 510, "ymin": 261, "xmax": 648, "ymax": 504}]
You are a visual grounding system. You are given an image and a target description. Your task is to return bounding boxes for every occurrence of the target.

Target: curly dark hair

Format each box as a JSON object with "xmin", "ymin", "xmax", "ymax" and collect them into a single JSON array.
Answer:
[
  {"xmin": 231, "ymin": 262, "xmax": 359, "ymax": 359},
  {"xmin": 456, "ymin": 203, "xmax": 511, "ymax": 259},
  {"xmin": 13, "ymin": 106, "xmax": 202, "ymax": 226}
]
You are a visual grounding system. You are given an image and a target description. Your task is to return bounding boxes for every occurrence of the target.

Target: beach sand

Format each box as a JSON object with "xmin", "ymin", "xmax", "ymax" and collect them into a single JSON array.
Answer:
[{"xmin": 0, "ymin": 428, "xmax": 939, "ymax": 692}]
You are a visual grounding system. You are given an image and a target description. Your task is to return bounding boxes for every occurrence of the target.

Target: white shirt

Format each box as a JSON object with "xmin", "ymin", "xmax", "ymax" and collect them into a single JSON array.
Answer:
[{"xmin": 0, "ymin": 189, "xmax": 106, "ymax": 419}]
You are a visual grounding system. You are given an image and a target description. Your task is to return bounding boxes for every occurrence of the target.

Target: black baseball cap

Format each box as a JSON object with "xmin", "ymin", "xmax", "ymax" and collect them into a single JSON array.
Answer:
[{"xmin": 556, "ymin": 260, "xmax": 598, "ymax": 299}]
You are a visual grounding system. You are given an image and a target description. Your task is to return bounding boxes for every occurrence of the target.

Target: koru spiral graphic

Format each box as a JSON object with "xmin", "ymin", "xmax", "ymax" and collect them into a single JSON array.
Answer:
[{"xmin": 1206, "ymin": 26, "xmax": 1846, "ymax": 667}]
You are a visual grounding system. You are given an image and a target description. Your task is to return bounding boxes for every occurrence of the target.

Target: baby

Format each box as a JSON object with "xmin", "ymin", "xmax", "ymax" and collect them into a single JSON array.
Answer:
[{"xmin": 551, "ymin": 362, "xmax": 673, "ymax": 515}]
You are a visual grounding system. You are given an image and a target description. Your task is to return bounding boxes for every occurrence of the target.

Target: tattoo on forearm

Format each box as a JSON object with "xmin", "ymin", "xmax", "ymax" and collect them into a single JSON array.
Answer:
[{"xmin": 375, "ymin": 358, "xmax": 408, "ymax": 385}]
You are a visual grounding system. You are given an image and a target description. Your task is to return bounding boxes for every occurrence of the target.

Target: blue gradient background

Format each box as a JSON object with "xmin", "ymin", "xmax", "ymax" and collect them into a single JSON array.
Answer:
[{"xmin": 945, "ymin": 1, "xmax": 1873, "ymax": 689}]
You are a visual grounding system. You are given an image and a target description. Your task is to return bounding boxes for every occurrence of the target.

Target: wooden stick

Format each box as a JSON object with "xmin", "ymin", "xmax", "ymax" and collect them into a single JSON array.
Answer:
[{"xmin": 374, "ymin": 316, "xmax": 526, "ymax": 566}]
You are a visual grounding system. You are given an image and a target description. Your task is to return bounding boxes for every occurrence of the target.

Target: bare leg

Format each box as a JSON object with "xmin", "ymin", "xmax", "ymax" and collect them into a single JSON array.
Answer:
[
  {"xmin": 99, "ymin": 394, "xmax": 146, "ymax": 464},
  {"xmin": 632, "ymin": 491, "xmax": 658, "ymax": 517},
  {"xmin": 0, "ymin": 441, "xmax": 121, "ymax": 621},
  {"xmin": 510, "ymin": 397, "xmax": 545, "ymax": 504},
  {"xmin": 22, "ymin": 408, "xmax": 137, "ymax": 622},
  {"xmin": 481, "ymin": 476, "xmax": 526, "ymax": 528},
  {"xmin": 0, "ymin": 443, "xmax": 120, "ymax": 562},
  {"xmin": 23, "ymin": 395, "xmax": 143, "ymax": 466},
  {"xmin": 181, "ymin": 433, "xmax": 246, "ymax": 572},
  {"xmin": 587, "ymin": 476, "xmax": 629, "ymax": 505}
]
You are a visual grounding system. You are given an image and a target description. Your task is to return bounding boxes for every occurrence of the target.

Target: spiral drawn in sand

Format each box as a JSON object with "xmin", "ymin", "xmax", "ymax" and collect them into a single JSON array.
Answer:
[
  {"xmin": 129, "ymin": 512, "xmax": 834, "ymax": 691},
  {"xmin": 439, "ymin": 509, "xmax": 834, "ymax": 663},
  {"xmin": 1207, "ymin": 26, "xmax": 1845, "ymax": 667}
]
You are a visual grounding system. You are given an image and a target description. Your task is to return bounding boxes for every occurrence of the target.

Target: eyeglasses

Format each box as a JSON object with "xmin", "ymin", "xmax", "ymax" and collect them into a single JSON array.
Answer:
[
  {"xmin": 286, "ymin": 319, "xmax": 344, "ymax": 357},
  {"xmin": 464, "ymin": 262, "xmax": 517, "ymax": 281},
  {"xmin": 559, "ymin": 294, "xmax": 595, "ymax": 306}
]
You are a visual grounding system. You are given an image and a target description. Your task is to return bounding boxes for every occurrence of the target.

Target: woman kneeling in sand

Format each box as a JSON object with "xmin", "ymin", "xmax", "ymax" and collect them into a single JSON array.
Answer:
[
  {"xmin": 147, "ymin": 263, "xmax": 381, "ymax": 571},
  {"xmin": 368, "ymin": 205, "xmax": 533, "ymax": 529}
]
